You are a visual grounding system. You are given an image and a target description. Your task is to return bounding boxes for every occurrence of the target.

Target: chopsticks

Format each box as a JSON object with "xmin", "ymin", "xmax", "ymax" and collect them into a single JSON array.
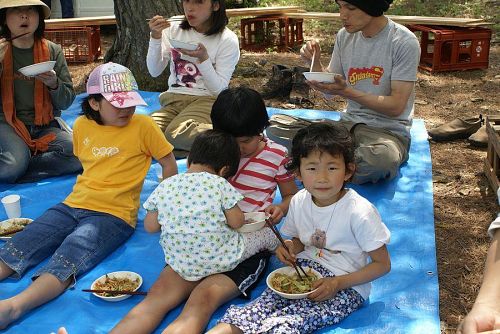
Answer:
[
  {"xmin": 265, "ymin": 219, "xmax": 309, "ymax": 280},
  {"xmin": 146, "ymin": 16, "xmax": 185, "ymax": 22},
  {"xmin": 5, "ymin": 32, "xmax": 30, "ymax": 42},
  {"xmin": 82, "ymin": 289, "xmax": 147, "ymax": 296},
  {"xmin": 310, "ymin": 49, "xmax": 316, "ymax": 72}
]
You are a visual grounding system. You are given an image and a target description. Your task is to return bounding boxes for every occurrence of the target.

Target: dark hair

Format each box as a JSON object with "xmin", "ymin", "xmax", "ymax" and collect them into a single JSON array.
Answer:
[
  {"xmin": 80, "ymin": 94, "xmax": 104, "ymax": 125},
  {"xmin": 180, "ymin": 0, "xmax": 228, "ymax": 36},
  {"xmin": 188, "ymin": 129, "xmax": 240, "ymax": 178},
  {"xmin": 286, "ymin": 122, "xmax": 355, "ymax": 176},
  {"xmin": 0, "ymin": 6, "xmax": 45, "ymax": 40},
  {"xmin": 211, "ymin": 87, "xmax": 270, "ymax": 137}
]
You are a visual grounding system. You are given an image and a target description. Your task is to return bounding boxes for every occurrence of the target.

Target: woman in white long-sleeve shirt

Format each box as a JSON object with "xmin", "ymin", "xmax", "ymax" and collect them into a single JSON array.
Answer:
[{"xmin": 146, "ymin": 0, "xmax": 239, "ymax": 156}]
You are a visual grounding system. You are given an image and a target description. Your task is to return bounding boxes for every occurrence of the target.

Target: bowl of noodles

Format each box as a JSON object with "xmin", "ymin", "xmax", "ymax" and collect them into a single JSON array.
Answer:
[
  {"xmin": 90, "ymin": 271, "xmax": 142, "ymax": 302},
  {"xmin": 267, "ymin": 266, "xmax": 322, "ymax": 299}
]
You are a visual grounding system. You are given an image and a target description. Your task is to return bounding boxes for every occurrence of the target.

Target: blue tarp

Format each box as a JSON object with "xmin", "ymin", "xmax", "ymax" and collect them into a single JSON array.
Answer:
[{"xmin": 0, "ymin": 92, "xmax": 439, "ymax": 333}]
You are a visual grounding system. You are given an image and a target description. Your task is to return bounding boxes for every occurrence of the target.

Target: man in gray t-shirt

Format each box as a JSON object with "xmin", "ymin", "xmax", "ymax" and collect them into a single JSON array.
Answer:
[{"xmin": 267, "ymin": 0, "xmax": 420, "ymax": 184}]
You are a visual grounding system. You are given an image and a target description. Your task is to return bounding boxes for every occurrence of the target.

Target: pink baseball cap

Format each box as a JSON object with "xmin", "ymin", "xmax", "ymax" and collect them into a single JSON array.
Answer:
[{"xmin": 86, "ymin": 62, "xmax": 147, "ymax": 108}]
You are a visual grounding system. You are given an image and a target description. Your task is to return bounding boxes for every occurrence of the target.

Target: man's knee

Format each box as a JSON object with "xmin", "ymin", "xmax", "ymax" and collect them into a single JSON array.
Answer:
[
  {"xmin": 165, "ymin": 120, "xmax": 211, "ymax": 151},
  {"xmin": 353, "ymin": 145, "xmax": 402, "ymax": 184}
]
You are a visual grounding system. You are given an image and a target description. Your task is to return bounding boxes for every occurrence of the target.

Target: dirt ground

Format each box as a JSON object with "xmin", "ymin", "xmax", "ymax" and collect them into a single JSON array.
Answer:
[{"xmin": 67, "ymin": 30, "xmax": 499, "ymax": 333}]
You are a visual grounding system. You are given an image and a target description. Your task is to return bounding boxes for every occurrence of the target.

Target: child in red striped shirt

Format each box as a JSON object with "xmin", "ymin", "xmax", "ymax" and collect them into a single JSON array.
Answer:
[{"xmin": 211, "ymin": 87, "xmax": 298, "ymax": 224}]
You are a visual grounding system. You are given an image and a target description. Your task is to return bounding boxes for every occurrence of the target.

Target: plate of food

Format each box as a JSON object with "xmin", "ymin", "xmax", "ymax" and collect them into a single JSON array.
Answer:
[
  {"xmin": 303, "ymin": 71, "xmax": 339, "ymax": 83},
  {"xmin": 0, "ymin": 218, "xmax": 33, "ymax": 240},
  {"xmin": 90, "ymin": 271, "xmax": 143, "ymax": 302},
  {"xmin": 237, "ymin": 212, "xmax": 268, "ymax": 233},
  {"xmin": 18, "ymin": 60, "xmax": 56, "ymax": 77},
  {"xmin": 267, "ymin": 266, "xmax": 322, "ymax": 299},
  {"xmin": 169, "ymin": 38, "xmax": 198, "ymax": 51}
]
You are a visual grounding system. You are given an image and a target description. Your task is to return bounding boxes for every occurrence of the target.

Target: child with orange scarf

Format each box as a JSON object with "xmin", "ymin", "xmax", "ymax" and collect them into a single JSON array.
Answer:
[{"xmin": 0, "ymin": 0, "xmax": 80, "ymax": 183}]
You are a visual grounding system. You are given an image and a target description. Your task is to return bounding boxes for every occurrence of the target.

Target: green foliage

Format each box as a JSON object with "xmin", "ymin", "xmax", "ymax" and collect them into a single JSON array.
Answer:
[{"xmin": 226, "ymin": 0, "xmax": 260, "ymax": 9}]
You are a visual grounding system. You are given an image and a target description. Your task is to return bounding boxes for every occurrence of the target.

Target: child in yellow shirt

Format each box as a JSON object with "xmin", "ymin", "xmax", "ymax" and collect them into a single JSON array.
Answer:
[{"xmin": 0, "ymin": 62, "xmax": 177, "ymax": 330}]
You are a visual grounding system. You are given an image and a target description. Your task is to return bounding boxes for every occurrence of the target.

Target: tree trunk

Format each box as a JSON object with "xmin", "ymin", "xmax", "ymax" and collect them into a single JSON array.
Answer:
[{"xmin": 105, "ymin": 0, "xmax": 182, "ymax": 91}]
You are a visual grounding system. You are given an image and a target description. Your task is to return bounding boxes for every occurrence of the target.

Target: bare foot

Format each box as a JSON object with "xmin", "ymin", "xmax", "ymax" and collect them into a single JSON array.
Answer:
[
  {"xmin": 0, "ymin": 299, "xmax": 22, "ymax": 329},
  {"xmin": 58, "ymin": 327, "xmax": 68, "ymax": 334}
]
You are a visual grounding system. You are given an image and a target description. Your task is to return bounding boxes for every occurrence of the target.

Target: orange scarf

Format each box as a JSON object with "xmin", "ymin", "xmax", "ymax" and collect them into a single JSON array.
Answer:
[{"xmin": 1, "ymin": 39, "xmax": 56, "ymax": 154}]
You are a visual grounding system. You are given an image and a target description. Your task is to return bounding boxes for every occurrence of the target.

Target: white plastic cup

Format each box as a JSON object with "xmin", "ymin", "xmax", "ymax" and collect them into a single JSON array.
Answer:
[
  {"xmin": 156, "ymin": 165, "xmax": 163, "ymax": 182},
  {"xmin": 1, "ymin": 194, "xmax": 22, "ymax": 219}
]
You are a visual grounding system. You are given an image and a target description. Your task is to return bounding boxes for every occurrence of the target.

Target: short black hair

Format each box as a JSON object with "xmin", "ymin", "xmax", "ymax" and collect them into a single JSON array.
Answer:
[
  {"xmin": 180, "ymin": 0, "xmax": 228, "ymax": 36},
  {"xmin": 0, "ymin": 6, "xmax": 45, "ymax": 40},
  {"xmin": 188, "ymin": 129, "xmax": 240, "ymax": 178},
  {"xmin": 211, "ymin": 87, "xmax": 270, "ymax": 137},
  {"xmin": 287, "ymin": 122, "xmax": 355, "ymax": 174},
  {"xmin": 80, "ymin": 94, "xmax": 104, "ymax": 124}
]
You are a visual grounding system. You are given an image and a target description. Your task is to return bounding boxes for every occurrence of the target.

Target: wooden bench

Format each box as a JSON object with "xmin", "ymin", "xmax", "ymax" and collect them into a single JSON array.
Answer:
[
  {"xmin": 45, "ymin": 9, "xmax": 490, "ymax": 30},
  {"xmin": 45, "ymin": 15, "xmax": 116, "ymax": 29},
  {"xmin": 284, "ymin": 12, "xmax": 489, "ymax": 27},
  {"xmin": 44, "ymin": 6, "xmax": 306, "ymax": 29}
]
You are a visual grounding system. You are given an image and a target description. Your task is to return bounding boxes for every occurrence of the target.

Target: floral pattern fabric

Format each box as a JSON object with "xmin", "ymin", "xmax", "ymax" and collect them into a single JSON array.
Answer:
[
  {"xmin": 219, "ymin": 258, "xmax": 365, "ymax": 333},
  {"xmin": 143, "ymin": 172, "xmax": 244, "ymax": 281}
]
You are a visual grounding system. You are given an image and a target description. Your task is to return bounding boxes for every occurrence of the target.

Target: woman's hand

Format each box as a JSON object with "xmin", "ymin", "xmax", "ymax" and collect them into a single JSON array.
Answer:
[
  {"xmin": 308, "ymin": 276, "xmax": 344, "ymax": 302},
  {"xmin": 264, "ymin": 205, "xmax": 284, "ymax": 225},
  {"xmin": 178, "ymin": 43, "xmax": 209, "ymax": 64},
  {"xmin": 0, "ymin": 38, "xmax": 8, "ymax": 63},
  {"xmin": 35, "ymin": 70, "xmax": 58, "ymax": 90},
  {"xmin": 275, "ymin": 240, "xmax": 296, "ymax": 267},
  {"xmin": 149, "ymin": 15, "xmax": 170, "ymax": 39}
]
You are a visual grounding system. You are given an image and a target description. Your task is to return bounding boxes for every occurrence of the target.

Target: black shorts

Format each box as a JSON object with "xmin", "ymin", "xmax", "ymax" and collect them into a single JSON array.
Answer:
[{"xmin": 223, "ymin": 250, "xmax": 271, "ymax": 299}]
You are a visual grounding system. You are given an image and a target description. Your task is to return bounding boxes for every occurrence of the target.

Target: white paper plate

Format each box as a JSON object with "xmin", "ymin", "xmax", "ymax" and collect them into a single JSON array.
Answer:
[
  {"xmin": 267, "ymin": 266, "xmax": 322, "ymax": 299},
  {"xmin": 303, "ymin": 71, "xmax": 339, "ymax": 83},
  {"xmin": 237, "ymin": 212, "xmax": 267, "ymax": 233},
  {"xmin": 18, "ymin": 61, "xmax": 56, "ymax": 77},
  {"xmin": 91, "ymin": 271, "xmax": 143, "ymax": 302},
  {"xmin": 0, "ymin": 218, "xmax": 33, "ymax": 240},
  {"xmin": 169, "ymin": 38, "xmax": 198, "ymax": 51}
]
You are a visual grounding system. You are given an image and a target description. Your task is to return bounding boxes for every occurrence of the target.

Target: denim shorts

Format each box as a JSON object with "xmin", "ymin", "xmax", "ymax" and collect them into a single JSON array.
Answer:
[{"xmin": 0, "ymin": 203, "xmax": 134, "ymax": 282}]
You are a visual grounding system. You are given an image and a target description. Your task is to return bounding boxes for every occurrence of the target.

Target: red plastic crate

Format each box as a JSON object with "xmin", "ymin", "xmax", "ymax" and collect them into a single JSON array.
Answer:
[
  {"xmin": 408, "ymin": 24, "xmax": 491, "ymax": 72},
  {"xmin": 240, "ymin": 15, "xmax": 303, "ymax": 52},
  {"xmin": 45, "ymin": 26, "xmax": 101, "ymax": 64}
]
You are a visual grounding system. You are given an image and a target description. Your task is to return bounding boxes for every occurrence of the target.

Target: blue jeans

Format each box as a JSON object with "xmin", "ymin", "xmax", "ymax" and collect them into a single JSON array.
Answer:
[
  {"xmin": 0, "ymin": 203, "xmax": 134, "ymax": 282},
  {"xmin": 0, "ymin": 122, "xmax": 82, "ymax": 183},
  {"xmin": 42, "ymin": 0, "xmax": 74, "ymax": 18}
]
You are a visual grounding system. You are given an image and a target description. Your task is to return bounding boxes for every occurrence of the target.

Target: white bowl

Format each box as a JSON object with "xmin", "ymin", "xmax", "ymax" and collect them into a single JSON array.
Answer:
[
  {"xmin": 169, "ymin": 39, "xmax": 198, "ymax": 51},
  {"xmin": 0, "ymin": 218, "xmax": 33, "ymax": 240},
  {"xmin": 91, "ymin": 271, "xmax": 143, "ymax": 302},
  {"xmin": 303, "ymin": 71, "xmax": 339, "ymax": 83},
  {"xmin": 267, "ymin": 266, "xmax": 322, "ymax": 299},
  {"xmin": 18, "ymin": 61, "xmax": 56, "ymax": 77},
  {"xmin": 237, "ymin": 212, "xmax": 267, "ymax": 233}
]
